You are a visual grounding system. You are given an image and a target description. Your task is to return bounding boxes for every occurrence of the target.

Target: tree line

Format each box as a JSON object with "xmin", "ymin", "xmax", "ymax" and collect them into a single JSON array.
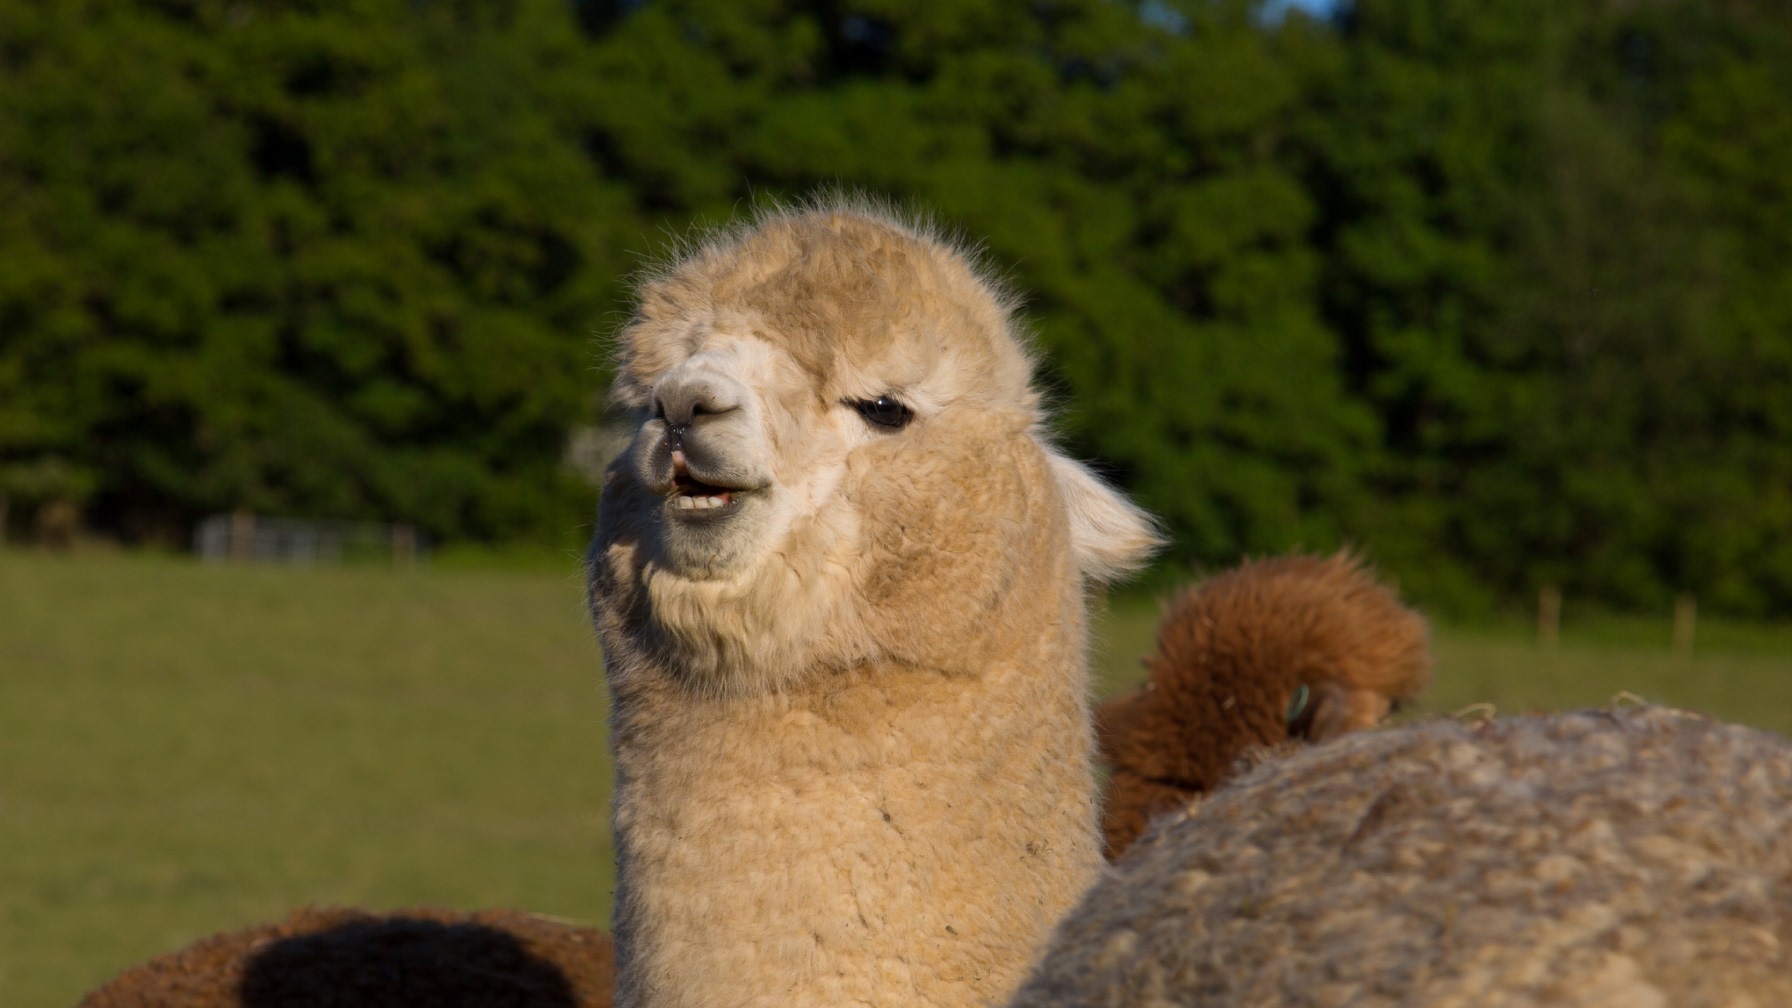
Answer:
[{"xmin": 2, "ymin": 0, "xmax": 1788, "ymax": 616}]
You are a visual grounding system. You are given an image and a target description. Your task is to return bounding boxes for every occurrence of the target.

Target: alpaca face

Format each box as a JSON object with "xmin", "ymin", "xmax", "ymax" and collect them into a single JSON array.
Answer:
[
  {"xmin": 621, "ymin": 334, "xmax": 806, "ymax": 576},
  {"xmin": 595, "ymin": 204, "xmax": 1160, "ymax": 693},
  {"xmin": 620, "ymin": 322, "xmax": 1010, "ymax": 579}
]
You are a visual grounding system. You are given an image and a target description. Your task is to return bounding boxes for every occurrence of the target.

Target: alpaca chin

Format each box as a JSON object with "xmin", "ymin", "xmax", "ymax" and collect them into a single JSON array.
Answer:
[
  {"xmin": 633, "ymin": 503, "xmax": 872, "ymax": 697},
  {"xmin": 644, "ymin": 487, "xmax": 783, "ymax": 578}
]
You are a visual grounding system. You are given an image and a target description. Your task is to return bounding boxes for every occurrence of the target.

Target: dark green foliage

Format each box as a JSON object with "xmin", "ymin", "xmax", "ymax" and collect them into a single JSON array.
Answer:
[
  {"xmin": 1306, "ymin": 0, "xmax": 1792, "ymax": 614},
  {"xmin": 0, "ymin": 0, "xmax": 629, "ymax": 543},
  {"xmin": 1, "ymin": 0, "xmax": 1788, "ymax": 614}
]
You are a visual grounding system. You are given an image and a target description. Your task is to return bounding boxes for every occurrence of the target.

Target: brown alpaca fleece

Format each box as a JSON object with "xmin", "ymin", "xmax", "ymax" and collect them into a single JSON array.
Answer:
[
  {"xmin": 1096, "ymin": 552, "xmax": 1431, "ymax": 859},
  {"xmin": 77, "ymin": 906, "xmax": 616, "ymax": 1008},
  {"xmin": 591, "ymin": 199, "xmax": 1159, "ymax": 1008}
]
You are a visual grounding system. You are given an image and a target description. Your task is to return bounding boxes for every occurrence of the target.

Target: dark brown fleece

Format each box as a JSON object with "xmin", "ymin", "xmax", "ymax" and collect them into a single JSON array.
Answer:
[
  {"xmin": 1097, "ymin": 552, "xmax": 1431, "ymax": 859},
  {"xmin": 78, "ymin": 906, "xmax": 616, "ymax": 1008}
]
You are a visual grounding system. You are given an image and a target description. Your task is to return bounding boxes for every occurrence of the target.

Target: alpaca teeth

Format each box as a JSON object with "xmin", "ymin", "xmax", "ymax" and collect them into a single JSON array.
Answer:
[{"xmin": 673, "ymin": 494, "xmax": 729, "ymax": 510}]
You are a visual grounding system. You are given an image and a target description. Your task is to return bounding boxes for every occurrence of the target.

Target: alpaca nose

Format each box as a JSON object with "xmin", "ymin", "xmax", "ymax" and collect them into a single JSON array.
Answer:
[{"xmin": 654, "ymin": 373, "xmax": 743, "ymax": 432}]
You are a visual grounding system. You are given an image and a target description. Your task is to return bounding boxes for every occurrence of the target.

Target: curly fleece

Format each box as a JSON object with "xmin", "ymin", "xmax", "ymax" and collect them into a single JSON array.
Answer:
[{"xmin": 1016, "ymin": 705, "xmax": 1792, "ymax": 1008}]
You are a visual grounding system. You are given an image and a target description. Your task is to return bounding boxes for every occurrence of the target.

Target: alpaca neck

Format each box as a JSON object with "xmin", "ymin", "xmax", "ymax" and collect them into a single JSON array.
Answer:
[{"xmin": 606, "ymin": 646, "xmax": 1100, "ymax": 1008}]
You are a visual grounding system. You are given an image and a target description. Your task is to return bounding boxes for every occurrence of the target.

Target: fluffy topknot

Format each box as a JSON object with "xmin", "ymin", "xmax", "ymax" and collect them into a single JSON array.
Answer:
[{"xmin": 613, "ymin": 197, "xmax": 1037, "ymax": 419}]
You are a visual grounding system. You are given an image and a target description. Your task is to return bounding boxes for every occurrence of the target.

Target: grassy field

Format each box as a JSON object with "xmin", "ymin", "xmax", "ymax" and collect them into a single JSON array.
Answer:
[{"xmin": 3, "ymin": 549, "xmax": 1789, "ymax": 1007}]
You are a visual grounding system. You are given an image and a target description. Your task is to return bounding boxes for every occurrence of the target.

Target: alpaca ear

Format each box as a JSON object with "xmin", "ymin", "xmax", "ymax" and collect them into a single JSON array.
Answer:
[
  {"xmin": 1047, "ymin": 450, "xmax": 1164, "ymax": 585},
  {"xmin": 1303, "ymin": 683, "xmax": 1394, "ymax": 742}
]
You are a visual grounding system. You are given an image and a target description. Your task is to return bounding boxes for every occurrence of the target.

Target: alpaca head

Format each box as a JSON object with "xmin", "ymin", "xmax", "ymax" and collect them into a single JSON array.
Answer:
[
  {"xmin": 593, "ymin": 200, "xmax": 1160, "ymax": 694},
  {"xmin": 1095, "ymin": 552, "xmax": 1431, "ymax": 857},
  {"xmin": 1102, "ymin": 552, "xmax": 1430, "ymax": 766}
]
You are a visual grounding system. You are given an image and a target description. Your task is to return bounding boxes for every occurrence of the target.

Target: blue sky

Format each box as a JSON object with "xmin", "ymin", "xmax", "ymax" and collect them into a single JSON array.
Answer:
[
  {"xmin": 1144, "ymin": 0, "xmax": 1342, "ymax": 31},
  {"xmin": 1269, "ymin": 0, "xmax": 1342, "ymax": 17}
]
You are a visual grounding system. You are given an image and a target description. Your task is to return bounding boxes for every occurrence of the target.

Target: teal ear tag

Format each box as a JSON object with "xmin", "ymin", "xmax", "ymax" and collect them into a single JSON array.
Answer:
[{"xmin": 1285, "ymin": 684, "xmax": 1311, "ymax": 725}]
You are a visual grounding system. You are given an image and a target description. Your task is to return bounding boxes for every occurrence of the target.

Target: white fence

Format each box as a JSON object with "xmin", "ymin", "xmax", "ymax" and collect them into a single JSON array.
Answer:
[{"xmin": 193, "ymin": 512, "xmax": 427, "ymax": 567}]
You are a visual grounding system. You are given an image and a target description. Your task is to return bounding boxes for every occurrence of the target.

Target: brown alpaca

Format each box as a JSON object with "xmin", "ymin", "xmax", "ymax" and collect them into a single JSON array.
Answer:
[
  {"xmin": 1096, "ymin": 552, "xmax": 1431, "ymax": 859},
  {"xmin": 76, "ymin": 906, "xmax": 615, "ymax": 1008}
]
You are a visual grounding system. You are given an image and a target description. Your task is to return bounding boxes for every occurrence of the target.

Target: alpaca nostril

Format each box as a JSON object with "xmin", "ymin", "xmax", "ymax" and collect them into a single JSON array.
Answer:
[
  {"xmin": 680, "ymin": 398, "xmax": 738, "ymax": 425},
  {"xmin": 655, "ymin": 378, "xmax": 741, "ymax": 429}
]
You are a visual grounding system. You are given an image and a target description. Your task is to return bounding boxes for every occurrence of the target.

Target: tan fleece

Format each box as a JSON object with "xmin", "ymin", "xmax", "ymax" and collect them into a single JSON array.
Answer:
[{"xmin": 589, "ymin": 198, "xmax": 1159, "ymax": 1008}]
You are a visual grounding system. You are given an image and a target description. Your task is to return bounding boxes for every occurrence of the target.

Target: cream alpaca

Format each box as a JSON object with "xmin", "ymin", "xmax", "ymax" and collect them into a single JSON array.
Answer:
[{"xmin": 587, "ymin": 200, "xmax": 1159, "ymax": 1008}]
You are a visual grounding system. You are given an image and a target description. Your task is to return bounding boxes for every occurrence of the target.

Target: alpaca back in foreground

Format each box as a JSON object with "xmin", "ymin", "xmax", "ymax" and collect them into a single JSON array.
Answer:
[
  {"xmin": 1016, "ymin": 705, "xmax": 1792, "ymax": 1007},
  {"xmin": 590, "ymin": 201, "xmax": 1158, "ymax": 1008}
]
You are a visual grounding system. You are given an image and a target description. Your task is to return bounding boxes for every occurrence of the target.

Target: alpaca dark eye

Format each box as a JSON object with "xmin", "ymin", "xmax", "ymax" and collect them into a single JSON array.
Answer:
[
  {"xmin": 1285, "ymin": 684, "xmax": 1311, "ymax": 728},
  {"xmin": 852, "ymin": 395, "xmax": 913, "ymax": 430}
]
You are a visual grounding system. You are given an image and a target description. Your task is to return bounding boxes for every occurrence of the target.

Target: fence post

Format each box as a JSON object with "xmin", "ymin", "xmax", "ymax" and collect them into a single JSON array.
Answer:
[
  {"xmin": 1672, "ymin": 593, "xmax": 1696, "ymax": 656},
  {"xmin": 393, "ymin": 523, "xmax": 416, "ymax": 570},
  {"xmin": 229, "ymin": 510, "xmax": 255, "ymax": 563},
  {"xmin": 1538, "ymin": 584, "xmax": 1561, "ymax": 651}
]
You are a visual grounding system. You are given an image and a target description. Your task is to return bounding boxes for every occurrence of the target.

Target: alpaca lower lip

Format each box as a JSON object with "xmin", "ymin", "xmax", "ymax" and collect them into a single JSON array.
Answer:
[{"xmin": 669, "ymin": 463, "xmax": 745, "ymax": 497}]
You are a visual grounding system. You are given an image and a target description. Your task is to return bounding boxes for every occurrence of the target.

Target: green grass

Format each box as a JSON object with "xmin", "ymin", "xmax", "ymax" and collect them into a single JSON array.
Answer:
[
  {"xmin": 0, "ymin": 549, "xmax": 610, "ymax": 1008},
  {"xmin": 3, "ymin": 550, "xmax": 1789, "ymax": 1007}
]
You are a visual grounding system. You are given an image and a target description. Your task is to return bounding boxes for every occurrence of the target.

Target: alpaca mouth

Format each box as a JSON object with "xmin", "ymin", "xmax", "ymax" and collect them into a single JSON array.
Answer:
[
  {"xmin": 670, "ymin": 470, "xmax": 738, "ymax": 512},
  {"xmin": 665, "ymin": 450, "xmax": 749, "ymax": 518}
]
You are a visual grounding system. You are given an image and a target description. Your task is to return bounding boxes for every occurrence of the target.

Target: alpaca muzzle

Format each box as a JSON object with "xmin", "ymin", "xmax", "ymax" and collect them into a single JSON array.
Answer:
[{"xmin": 631, "ymin": 415, "xmax": 767, "ymax": 522}]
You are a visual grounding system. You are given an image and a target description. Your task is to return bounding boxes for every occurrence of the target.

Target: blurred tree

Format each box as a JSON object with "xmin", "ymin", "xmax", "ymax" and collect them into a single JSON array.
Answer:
[
  {"xmin": 1304, "ymin": 0, "xmax": 1792, "ymax": 614},
  {"xmin": 0, "ymin": 0, "xmax": 629, "ymax": 543},
  {"xmin": 2, "ymin": 0, "xmax": 1789, "ymax": 615},
  {"xmin": 1647, "ymin": 0, "xmax": 1792, "ymax": 616}
]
